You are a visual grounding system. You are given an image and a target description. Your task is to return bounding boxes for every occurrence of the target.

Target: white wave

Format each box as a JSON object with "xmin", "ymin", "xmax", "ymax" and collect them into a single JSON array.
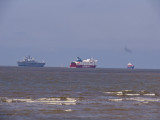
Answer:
[
  {"xmin": 108, "ymin": 98, "xmax": 123, "ymax": 102},
  {"xmin": 3, "ymin": 99, "xmax": 13, "ymax": 103},
  {"xmin": 66, "ymin": 98, "xmax": 77, "ymax": 102},
  {"xmin": 125, "ymin": 94, "xmax": 140, "ymax": 96},
  {"xmin": 104, "ymin": 92, "xmax": 113, "ymax": 94},
  {"xmin": 116, "ymin": 93, "xmax": 123, "ymax": 96},
  {"xmin": 104, "ymin": 90, "xmax": 157, "ymax": 97},
  {"xmin": 1, "ymin": 97, "xmax": 77, "ymax": 105},
  {"xmin": 126, "ymin": 97, "xmax": 160, "ymax": 102},
  {"xmin": 64, "ymin": 109, "xmax": 72, "ymax": 112},
  {"xmin": 104, "ymin": 91, "xmax": 123, "ymax": 94},
  {"xmin": 46, "ymin": 101, "xmax": 76, "ymax": 105},
  {"xmin": 104, "ymin": 91, "xmax": 141, "ymax": 96},
  {"xmin": 0, "ymin": 98, "xmax": 33, "ymax": 103},
  {"xmin": 46, "ymin": 102, "xmax": 63, "ymax": 105},
  {"xmin": 37, "ymin": 98, "xmax": 61, "ymax": 101},
  {"xmin": 63, "ymin": 103, "xmax": 76, "ymax": 105},
  {"xmin": 36, "ymin": 97, "xmax": 77, "ymax": 105},
  {"xmin": 124, "ymin": 90, "xmax": 132, "ymax": 92},
  {"xmin": 13, "ymin": 99, "xmax": 35, "ymax": 103},
  {"xmin": 143, "ymin": 94, "xmax": 155, "ymax": 96}
]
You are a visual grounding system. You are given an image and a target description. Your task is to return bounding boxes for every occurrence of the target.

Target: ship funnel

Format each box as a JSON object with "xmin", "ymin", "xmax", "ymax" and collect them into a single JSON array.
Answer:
[{"xmin": 76, "ymin": 57, "xmax": 82, "ymax": 62}]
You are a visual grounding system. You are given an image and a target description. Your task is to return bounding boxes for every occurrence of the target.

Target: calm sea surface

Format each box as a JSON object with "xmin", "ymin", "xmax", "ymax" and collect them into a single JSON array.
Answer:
[{"xmin": 0, "ymin": 67, "xmax": 160, "ymax": 120}]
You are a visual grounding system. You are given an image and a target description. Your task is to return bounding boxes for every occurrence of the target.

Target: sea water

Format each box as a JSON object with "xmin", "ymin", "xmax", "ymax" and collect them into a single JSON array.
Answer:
[{"xmin": 0, "ymin": 67, "xmax": 160, "ymax": 120}]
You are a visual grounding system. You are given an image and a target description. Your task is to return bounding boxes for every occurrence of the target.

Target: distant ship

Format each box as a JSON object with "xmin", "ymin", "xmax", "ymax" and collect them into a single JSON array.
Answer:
[
  {"xmin": 70, "ymin": 57, "xmax": 98, "ymax": 68},
  {"xmin": 127, "ymin": 62, "xmax": 134, "ymax": 69},
  {"xmin": 17, "ymin": 56, "xmax": 45, "ymax": 67}
]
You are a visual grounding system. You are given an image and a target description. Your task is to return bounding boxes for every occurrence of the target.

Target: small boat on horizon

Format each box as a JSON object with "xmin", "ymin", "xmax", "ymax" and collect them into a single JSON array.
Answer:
[
  {"xmin": 127, "ymin": 62, "xmax": 134, "ymax": 69},
  {"xmin": 17, "ymin": 56, "xmax": 45, "ymax": 67}
]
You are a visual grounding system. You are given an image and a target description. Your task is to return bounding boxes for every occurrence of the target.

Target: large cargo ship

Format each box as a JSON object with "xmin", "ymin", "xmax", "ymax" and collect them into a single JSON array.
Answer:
[
  {"xmin": 17, "ymin": 56, "xmax": 45, "ymax": 67},
  {"xmin": 70, "ymin": 57, "xmax": 98, "ymax": 68},
  {"xmin": 127, "ymin": 62, "xmax": 134, "ymax": 69}
]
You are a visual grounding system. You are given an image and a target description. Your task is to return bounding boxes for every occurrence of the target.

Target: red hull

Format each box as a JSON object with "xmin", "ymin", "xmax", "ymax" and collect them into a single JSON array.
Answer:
[
  {"xmin": 70, "ymin": 64, "xmax": 96, "ymax": 68},
  {"xmin": 127, "ymin": 65, "xmax": 134, "ymax": 69}
]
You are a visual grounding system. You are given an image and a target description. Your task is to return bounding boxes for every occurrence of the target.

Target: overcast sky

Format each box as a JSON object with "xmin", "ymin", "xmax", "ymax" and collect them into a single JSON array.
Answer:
[{"xmin": 0, "ymin": 0, "xmax": 160, "ymax": 68}]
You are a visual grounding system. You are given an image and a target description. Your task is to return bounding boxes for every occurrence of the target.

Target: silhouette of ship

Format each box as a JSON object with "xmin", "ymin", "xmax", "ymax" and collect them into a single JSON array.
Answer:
[{"xmin": 17, "ymin": 56, "xmax": 45, "ymax": 67}]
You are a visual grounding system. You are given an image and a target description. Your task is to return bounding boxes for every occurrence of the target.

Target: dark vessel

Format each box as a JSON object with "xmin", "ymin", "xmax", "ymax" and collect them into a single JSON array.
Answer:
[{"xmin": 17, "ymin": 56, "xmax": 45, "ymax": 67}]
